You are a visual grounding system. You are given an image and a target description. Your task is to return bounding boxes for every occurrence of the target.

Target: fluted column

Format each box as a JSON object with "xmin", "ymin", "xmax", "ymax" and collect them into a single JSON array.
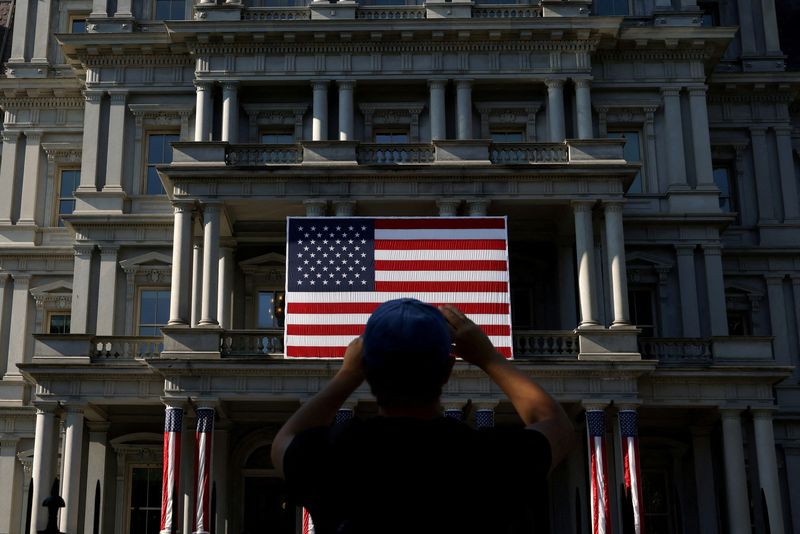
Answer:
[
  {"xmin": 200, "ymin": 203, "xmax": 221, "ymax": 326},
  {"xmin": 194, "ymin": 82, "xmax": 213, "ymax": 142},
  {"xmin": 4, "ymin": 274, "xmax": 31, "ymax": 378},
  {"xmin": 662, "ymin": 88, "xmax": 688, "ymax": 188},
  {"xmin": 749, "ymin": 127, "xmax": 777, "ymax": 224},
  {"xmin": 191, "ymin": 239, "xmax": 204, "ymax": 327},
  {"xmin": 675, "ymin": 245, "xmax": 701, "ymax": 337},
  {"xmin": 761, "ymin": 0, "xmax": 782, "ymax": 55},
  {"xmin": 736, "ymin": 0, "xmax": 757, "ymax": 56},
  {"xmin": 467, "ymin": 199, "xmax": 489, "ymax": 217},
  {"xmin": 17, "ymin": 131, "xmax": 43, "ymax": 225},
  {"xmin": 59, "ymin": 406, "xmax": 86, "ymax": 534},
  {"xmin": 221, "ymin": 82, "xmax": 239, "ymax": 143},
  {"xmin": 429, "ymin": 80, "xmax": 447, "ymax": 141},
  {"xmin": 8, "ymin": 0, "xmax": 31, "ymax": 62},
  {"xmin": 79, "ymin": 90, "xmax": 104, "ymax": 192},
  {"xmin": 303, "ymin": 199, "xmax": 327, "ymax": 217},
  {"xmin": 575, "ymin": 79, "xmax": 593, "ymax": 140},
  {"xmin": 702, "ymin": 244, "xmax": 728, "ymax": 337},
  {"xmin": 573, "ymin": 201, "xmax": 600, "ymax": 328},
  {"xmin": 169, "ymin": 202, "xmax": 194, "ymax": 325},
  {"xmin": 217, "ymin": 245, "xmax": 234, "ymax": 329},
  {"xmin": 333, "ymin": 200, "xmax": 355, "ymax": 217},
  {"xmin": 720, "ymin": 409, "xmax": 751, "ymax": 534},
  {"xmin": 546, "ymin": 79, "xmax": 566, "ymax": 142},
  {"xmin": 193, "ymin": 406, "xmax": 215, "ymax": 534},
  {"xmin": 338, "ymin": 81, "xmax": 355, "ymax": 141},
  {"xmin": 30, "ymin": 404, "xmax": 59, "ymax": 534},
  {"xmin": 71, "ymin": 245, "xmax": 94, "ymax": 334},
  {"xmin": 585, "ymin": 406, "xmax": 611, "ymax": 534},
  {"xmin": 766, "ymin": 275, "xmax": 790, "ymax": 364},
  {"xmin": 160, "ymin": 402, "xmax": 185, "ymax": 534},
  {"xmin": 436, "ymin": 199, "xmax": 459, "ymax": 217},
  {"xmin": 0, "ymin": 131, "xmax": 21, "ymax": 224},
  {"xmin": 774, "ymin": 126, "xmax": 800, "ymax": 221},
  {"xmin": 603, "ymin": 201, "xmax": 630, "ymax": 328},
  {"xmin": 687, "ymin": 87, "xmax": 715, "ymax": 188},
  {"xmin": 104, "ymin": 91, "xmax": 128, "ymax": 192},
  {"xmin": 96, "ymin": 245, "xmax": 119, "ymax": 335},
  {"xmin": 691, "ymin": 427, "xmax": 719, "ymax": 534},
  {"xmin": 456, "ymin": 80, "xmax": 473, "ymax": 140},
  {"xmin": 752, "ymin": 409, "xmax": 784, "ymax": 534},
  {"xmin": 312, "ymin": 81, "xmax": 329, "ymax": 141}
]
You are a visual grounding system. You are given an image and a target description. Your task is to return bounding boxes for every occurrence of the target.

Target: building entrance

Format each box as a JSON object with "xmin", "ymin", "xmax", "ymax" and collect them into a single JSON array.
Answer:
[{"xmin": 242, "ymin": 476, "xmax": 295, "ymax": 534}]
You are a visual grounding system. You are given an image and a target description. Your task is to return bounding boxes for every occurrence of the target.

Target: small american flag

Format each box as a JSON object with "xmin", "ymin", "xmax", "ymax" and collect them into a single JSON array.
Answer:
[
  {"xmin": 284, "ymin": 217, "xmax": 512, "ymax": 358},
  {"xmin": 160, "ymin": 407, "xmax": 182, "ymax": 534},
  {"xmin": 587, "ymin": 409, "xmax": 610, "ymax": 534},
  {"xmin": 619, "ymin": 410, "xmax": 644, "ymax": 534},
  {"xmin": 194, "ymin": 408, "xmax": 214, "ymax": 534}
]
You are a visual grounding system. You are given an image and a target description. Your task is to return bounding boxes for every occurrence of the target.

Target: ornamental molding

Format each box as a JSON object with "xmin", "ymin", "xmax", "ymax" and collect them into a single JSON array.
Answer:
[
  {"xmin": 77, "ymin": 53, "xmax": 193, "ymax": 68},
  {"xmin": 129, "ymin": 104, "xmax": 194, "ymax": 125},
  {"xmin": 119, "ymin": 251, "xmax": 172, "ymax": 281},
  {"xmin": 0, "ymin": 95, "xmax": 84, "ymax": 110},
  {"xmin": 30, "ymin": 280, "xmax": 73, "ymax": 309},
  {"xmin": 239, "ymin": 252, "xmax": 287, "ymax": 278},
  {"xmin": 708, "ymin": 93, "xmax": 794, "ymax": 105},
  {"xmin": 42, "ymin": 143, "xmax": 82, "ymax": 163},
  {"xmin": 598, "ymin": 49, "xmax": 710, "ymax": 62}
]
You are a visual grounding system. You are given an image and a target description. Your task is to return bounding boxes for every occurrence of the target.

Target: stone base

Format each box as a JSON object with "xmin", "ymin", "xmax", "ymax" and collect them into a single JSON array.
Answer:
[
  {"xmin": 161, "ymin": 326, "xmax": 222, "ymax": 359},
  {"xmin": 576, "ymin": 327, "xmax": 641, "ymax": 361},
  {"xmin": 74, "ymin": 190, "xmax": 127, "ymax": 214},
  {"xmin": 0, "ymin": 380, "xmax": 28, "ymax": 405},
  {"xmin": 653, "ymin": 9, "xmax": 703, "ymax": 26},
  {"xmin": 302, "ymin": 141, "xmax": 358, "ymax": 165},
  {"xmin": 86, "ymin": 17, "xmax": 135, "ymax": 32},
  {"xmin": 310, "ymin": 1, "xmax": 357, "ymax": 20},
  {"xmin": 711, "ymin": 336, "xmax": 774, "ymax": 362},
  {"xmin": 666, "ymin": 187, "xmax": 720, "ymax": 213},
  {"xmin": 433, "ymin": 140, "xmax": 490, "ymax": 164},
  {"xmin": 742, "ymin": 56, "xmax": 786, "ymax": 72},
  {"xmin": 425, "ymin": 0, "xmax": 473, "ymax": 19},
  {"xmin": 194, "ymin": 3, "xmax": 243, "ymax": 21},
  {"xmin": 0, "ymin": 226, "xmax": 41, "ymax": 246},
  {"xmin": 5, "ymin": 62, "xmax": 49, "ymax": 78},
  {"xmin": 541, "ymin": 0, "xmax": 591, "ymax": 17}
]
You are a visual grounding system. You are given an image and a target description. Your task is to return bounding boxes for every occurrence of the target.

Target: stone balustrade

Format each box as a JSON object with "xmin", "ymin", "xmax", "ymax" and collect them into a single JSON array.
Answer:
[
  {"xmin": 92, "ymin": 336, "xmax": 163, "ymax": 360},
  {"xmin": 490, "ymin": 143, "xmax": 569, "ymax": 164},
  {"xmin": 355, "ymin": 6, "xmax": 427, "ymax": 19},
  {"xmin": 226, "ymin": 144, "xmax": 303, "ymax": 165},
  {"xmin": 357, "ymin": 143, "xmax": 436, "ymax": 164},
  {"xmin": 514, "ymin": 331, "xmax": 579, "ymax": 358},
  {"xmin": 220, "ymin": 329, "xmax": 285, "ymax": 357},
  {"xmin": 639, "ymin": 337, "xmax": 712, "ymax": 364}
]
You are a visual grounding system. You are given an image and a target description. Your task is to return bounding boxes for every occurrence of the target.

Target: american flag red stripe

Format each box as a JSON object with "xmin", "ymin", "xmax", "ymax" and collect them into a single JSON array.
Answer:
[
  {"xmin": 619, "ymin": 410, "xmax": 645, "ymax": 534},
  {"xmin": 285, "ymin": 217, "xmax": 513, "ymax": 359},
  {"xmin": 193, "ymin": 408, "xmax": 214, "ymax": 534},
  {"xmin": 160, "ymin": 407, "xmax": 182, "ymax": 534},
  {"xmin": 587, "ymin": 409, "xmax": 610, "ymax": 534},
  {"xmin": 302, "ymin": 508, "xmax": 315, "ymax": 534}
]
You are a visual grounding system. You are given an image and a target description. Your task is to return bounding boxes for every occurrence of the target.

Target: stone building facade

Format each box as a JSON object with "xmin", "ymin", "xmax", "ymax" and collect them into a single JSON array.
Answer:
[{"xmin": 0, "ymin": 0, "xmax": 798, "ymax": 533}]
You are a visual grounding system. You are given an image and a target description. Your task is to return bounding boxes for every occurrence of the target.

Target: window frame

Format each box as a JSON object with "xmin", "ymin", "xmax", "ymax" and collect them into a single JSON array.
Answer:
[
  {"xmin": 152, "ymin": 0, "xmax": 186, "ymax": 20},
  {"xmin": 143, "ymin": 130, "xmax": 180, "ymax": 195},
  {"xmin": 373, "ymin": 129, "xmax": 411, "ymax": 144},
  {"xmin": 47, "ymin": 311, "xmax": 72, "ymax": 334},
  {"xmin": 136, "ymin": 287, "xmax": 171, "ymax": 336},
  {"xmin": 711, "ymin": 161, "xmax": 739, "ymax": 217},
  {"xmin": 628, "ymin": 287, "xmax": 657, "ymax": 338},
  {"xmin": 54, "ymin": 167, "xmax": 81, "ymax": 227},
  {"xmin": 68, "ymin": 14, "xmax": 88, "ymax": 33},
  {"xmin": 126, "ymin": 464, "xmax": 163, "ymax": 534},
  {"xmin": 259, "ymin": 130, "xmax": 296, "ymax": 145},
  {"xmin": 256, "ymin": 289, "xmax": 286, "ymax": 329}
]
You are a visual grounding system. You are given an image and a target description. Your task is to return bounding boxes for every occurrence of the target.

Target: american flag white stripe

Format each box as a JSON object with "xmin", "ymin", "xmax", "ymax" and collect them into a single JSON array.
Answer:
[
  {"xmin": 193, "ymin": 408, "xmax": 214, "ymax": 534},
  {"xmin": 374, "ymin": 228, "xmax": 507, "ymax": 239},
  {"xmin": 302, "ymin": 508, "xmax": 315, "ymax": 534},
  {"xmin": 375, "ymin": 250, "xmax": 509, "ymax": 261},
  {"xmin": 375, "ymin": 270, "xmax": 509, "ymax": 282},
  {"xmin": 160, "ymin": 407, "xmax": 182, "ymax": 534},
  {"xmin": 285, "ymin": 313, "xmax": 510, "ymax": 325},
  {"xmin": 288, "ymin": 291, "xmax": 510, "ymax": 303},
  {"xmin": 286, "ymin": 334, "xmax": 511, "ymax": 347},
  {"xmin": 587, "ymin": 409, "xmax": 610, "ymax": 534},
  {"xmin": 619, "ymin": 410, "xmax": 644, "ymax": 534}
]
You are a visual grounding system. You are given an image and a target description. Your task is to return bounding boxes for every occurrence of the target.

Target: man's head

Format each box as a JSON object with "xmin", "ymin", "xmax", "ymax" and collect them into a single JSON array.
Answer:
[{"xmin": 362, "ymin": 298, "xmax": 454, "ymax": 408}]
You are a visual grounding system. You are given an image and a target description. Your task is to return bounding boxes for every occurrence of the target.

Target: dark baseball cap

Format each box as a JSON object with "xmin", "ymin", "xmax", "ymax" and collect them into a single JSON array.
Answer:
[{"xmin": 362, "ymin": 298, "xmax": 452, "ymax": 367}]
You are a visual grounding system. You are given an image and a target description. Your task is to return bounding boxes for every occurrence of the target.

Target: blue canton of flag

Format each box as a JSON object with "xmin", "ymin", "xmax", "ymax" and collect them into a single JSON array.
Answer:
[
  {"xmin": 287, "ymin": 218, "xmax": 376, "ymax": 292},
  {"xmin": 619, "ymin": 410, "xmax": 638, "ymax": 438},
  {"xmin": 164, "ymin": 407, "xmax": 183, "ymax": 432},
  {"xmin": 475, "ymin": 409, "xmax": 494, "ymax": 429},
  {"xmin": 196, "ymin": 409, "xmax": 214, "ymax": 433},
  {"xmin": 587, "ymin": 410, "xmax": 606, "ymax": 437}
]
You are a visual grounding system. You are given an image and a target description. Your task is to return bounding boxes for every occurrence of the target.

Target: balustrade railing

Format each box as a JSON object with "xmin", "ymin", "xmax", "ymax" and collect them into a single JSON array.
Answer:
[
  {"xmin": 242, "ymin": 7, "xmax": 310, "ymax": 20},
  {"xmin": 357, "ymin": 143, "xmax": 436, "ymax": 164},
  {"xmin": 226, "ymin": 144, "xmax": 303, "ymax": 165},
  {"xmin": 490, "ymin": 143, "xmax": 569, "ymax": 164},
  {"xmin": 473, "ymin": 4, "xmax": 542, "ymax": 18},
  {"xmin": 356, "ymin": 6, "xmax": 426, "ymax": 19},
  {"xmin": 221, "ymin": 330, "xmax": 285, "ymax": 357},
  {"xmin": 639, "ymin": 338, "xmax": 712, "ymax": 364},
  {"xmin": 514, "ymin": 331, "xmax": 579, "ymax": 358},
  {"xmin": 92, "ymin": 337, "xmax": 162, "ymax": 360}
]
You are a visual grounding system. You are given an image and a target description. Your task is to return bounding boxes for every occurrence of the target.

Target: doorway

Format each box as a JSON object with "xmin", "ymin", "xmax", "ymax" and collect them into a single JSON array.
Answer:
[{"xmin": 241, "ymin": 445, "xmax": 296, "ymax": 534}]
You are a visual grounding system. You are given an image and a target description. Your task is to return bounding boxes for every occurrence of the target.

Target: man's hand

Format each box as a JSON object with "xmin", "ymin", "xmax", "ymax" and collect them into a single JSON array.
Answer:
[
  {"xmin": 340, "ymin": 337, "xmax": 366, "ymax": 385},
  {"xmin": 439, "ymin": 305, "xmax": 502, "ymax": 369}
]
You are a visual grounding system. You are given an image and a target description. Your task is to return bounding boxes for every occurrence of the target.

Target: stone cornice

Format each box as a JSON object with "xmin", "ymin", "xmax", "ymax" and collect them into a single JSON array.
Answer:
[
  {"xmin": 597, "ymin": 49, "xmax": 710, "ymax": 62},
  {"xmin": 0, "ymin": 95, "xmax": 84, "ymax": 110}
]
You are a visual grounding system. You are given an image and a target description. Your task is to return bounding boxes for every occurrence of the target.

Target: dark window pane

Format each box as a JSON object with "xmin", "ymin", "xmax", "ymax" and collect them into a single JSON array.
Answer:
[
  {"xmin": 140, "ymin": 291, "xmax": 157, "ymax": 325},
  {"xmin": 60, "ymin": 170, "xmax": 80, "ymax": 196},
  {"xmin": 490, "ymin": 131, "xmax": 524, "ymax": 142},
  {"xmin": 146, "ymin": 168, "xmax": 164, "ymax": 195},
  {"xmin": 155, "ymin": 0, "xmax": 185, "ymax": 19},
  {"xmin": 147, "ymin": 468, "xmax": 162, "ymax": 507},
  {"xmin": 147, "ymin": 136, "xmax": 164, "ymax": 164},
  {"xmin": 261, "ymin": 133, "xmax": 294, "ymax": 144},
  {"xmin": 594, "ymin": 0, "xmax": 629, "ymax": 15},
  {"xmin": 70, "ymin": 19, "xmax": 87, "ymax": 33},
  {"xmin": 48, "ymin": 314, "xmax": 71, "ymax": 334},
  {"xmin": 155, "ymin": 290, "xmax": 171, "ymax": 324},
  {"xmin": 375, "ymin": 132, "xmax": 409, "ymax": 143}
]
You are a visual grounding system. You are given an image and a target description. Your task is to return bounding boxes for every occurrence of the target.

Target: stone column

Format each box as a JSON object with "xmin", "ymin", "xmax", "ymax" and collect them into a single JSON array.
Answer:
[
  {"xmin": 303, "ymin": 199, "xmax": 327, "ymax": 217},
  {"xmin": 115, "ymin": 0, "xmax": 133, "ymax": 18},
  {"xmin": 17, "ymin": 131, "xmax": 43, "ymax": 225},
  {"xmin": 456, "ymin": 80, "xmax": 473, "ymax": 140},
  {"xmin": 643, "ymin": 107, "xmax": 659, "ymax": 193},
  {"xmin": 212, "ymin": 424, "xmax": 229, "ymax": 534},
  {"xmin": 194, "ymin": 82, "xmax": 213, "ymax": 142},
  {"xmin": 0, "ymin": 131, "xmax": 21, "ymax": 224},
  {"xmin": 191, "ymin": 239, "xmax": 204, "ymax": 327},
  {"xmin": 429, "ymin": 80, "xmax": 447, "ymax": 141},
  {"xmin": 557, "ymin": 242, "xmax": 578, "ymax": 329},
  {"xmin": 573, "ymin": 201, "xmax": 600, "ymax": 328},
  {"xmin": 8, "ymin": 0, "xmax": 31, "ymax": 62},
  {"xmin": 161, "ymin": 402, "xmax": 185, "ymax": 534},
  {"xmin": 720, "ymin": 409, "xmax": 751, "ymax": 534},
  {"xmin": 30, "ymin": 404, "xmax": 59, "ymax": 534},
  {"xmin": 687, "ymin": 87, "xmax": 715, "ymax": 188},
  {"xmin": 691, "ymin": 427, "xmax": 719, "ymax": 534},
  {"xmin": 575, "ymin": 79, "xmax": 593, "ymax": 140},
  {"xmin": 90, "ymin": 0, "xmax": 108, "ymax": 17},
  {"xmin": 749, "ymin": 127, "xmax": 777, "ymax": 224},
  {"xmin": 221, "ymin": 82, "xmax": 239, "ymax": 143},
  {"xmin": 662, "ymin": 88, "xmax": 688, "ymax": 189},
  {"xmin": 217, "ymin": 245, "xmax": 234, "ymax": 330},
  {"xmin": 436, "ymin": 199, "xmax": 460, "ymax": 217},
  {"xmin": 475, "ymin": 406, "xmax": 495, "ymax": 429},
  {"xmin": 766, "ymin": 275, "xmax": 790, "ymax": 364},
  {"xmin": 71, "ymin": 245, "xmax": 94, "ymax": 334},
  {"xmin": 32, "ymin": 0, "xmax": 53, "ymax": 64},
  {"xmin": 59, "ymin": 406, "xmax": 85, "ymax": 534},
  {"xmin": 702, "ymin": 245, "xmax": 728, "ymax": 337},
  {"xmin": 761, "ymin": 0, "xmax": 782, "ymax": 55},
  {"xmin": 443, "ymin": 402, "xmax": 464, "ymax": 421},
  {"xmin": 4, "ymin": 274, "xmax": 31, "ymax": 378},
  {"xmin": 675, "ymin": 245, "xmax": 701, "ymax": 337},
  {"xmin": 193, "ymin": 407, "xmax": 215, "ymax": 534},
  {"xmin": 338, "ymin": 81, "xmax": 355, "ymax": 141},
  {"xmin": 200, "ymin": 203, "xmax": 221, "ymax": 326},
  {"xmin": 79, "ymin": 91, "xmax": 104, "ymax": 192},
  {"xmin": 312, "ymin": 81, "xmax": 329, "ymax": 141},
  {"xmin": 180, "ymin": 412, "xmax": 195, "ymax": 534},
  {"xmin": 169, "ymin": 202, "xmax": 194, "ymax": 326},
  {"xmin": 0, "ymin": 275, "xmax": 8, "ymax": 377},
  {"xmin": 751, "ymin": 409, "xmax": 784, "ymax": 534},
  {"xmin": 0, "ymin": 437, "xmax": 21, "ymax": 534},
  {"xmin": 603, "ymin": 202, "xmax": 630, "ymax": 328},
  {"xmin": 333, "ymin": 200, "xmax": 356, "ymax": 217},
  {"xmin": 736, "ymin": 0, "xmax": 757, "ymax": 56},
  {"xmin": 467, "ymin": 199, "xmax": 489, "ymax": 217},
  {"xmin": 83, "ymin": 422, "xmax": 110, "ymax": 534},
  {"xmin": 774, "ymin": 126, "xmax": 800, "ymax": 222},
  {"xmin": 103, "ymin": 91, "xmax": 127, "ymax": 193},
  {"xmin": 585, "ymin": 406, "xmax": 611, "ymax": 534},
  {"xmin": 336, "ymin": 408, "xmax": 355, "ymax": 424},
  {"xmin": 546, "ymin": 79, "xmax": 566, "ymax": 142},
  {"xmin": 96, "ymin": 245, "xmax": 119, "ymax": 335}
]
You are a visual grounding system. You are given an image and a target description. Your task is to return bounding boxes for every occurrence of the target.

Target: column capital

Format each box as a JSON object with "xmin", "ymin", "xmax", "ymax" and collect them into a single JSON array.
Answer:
[
  {"xmin": 107, "ymin": 90, "xmax": 128, "ymax": 104},
  {"xmin": 74, "ymin": 244, "xmax": 95, "ymax": 258},
  {"xmin": 311, "ymin": 80, "xmax": 330, "ymax": 90},
  {"xmin": 86, "ymin": 421, "xmax": 111, "ymax": 432},
  {"xmin": 749, "ymin": 125, "xmax": 768, "ymax": 136},
  {"xmin": 32, "ymin": 400, "xmax": 61, "ymax": 414},
  {"xmin": 200, "ymin": 200, "xmax": 222, "ymax": 213},
  {"xmin": 192, "ymin": 397, "xmax": 219, "ymax": 411},
  {"xmin": 172, "ymin": 200, "xmax": 195, "ymax": 213},
  {"xmin": 194, "ymin": 80, "xmax": 213, "ymax": 91},
  {"xmin": 571, "ymin": 200, "xmax": 595, "ymax": 213},
  {"xmin": 303, "ymin": 198, "xmax": 328, "ymax": 216},
  {"xmin": 428, "ymin": 79, "xmax": 448, "ymax": 89},
  {"xmin": 466, "ymin": 199, "xmax": 490, "ymax": 217},
  {"xmin": 751, "ymin": 407, "xmax": 777, "ymax": 419},
  {"xmin": 602, "ymin": 200, "xmax": 625, "ymax": 213},
  {"xmin": 161, "ymin": 396, "xmax": 189, "ymax": 410},
  {"xmin": 701, "ymin": 243, "xmax": 722, "ymax": 255},
  {"xmin": 24, "ymin": 131, "xmax": 43, "ymax": 143},
  {"xmin": 336, "ymin": 80, "xmax": 356, "ymax": 90},
  {"xmin": 615, "ymin": 402, "xmax": 641, "ymax": 412},
  {"xmin": 83, "ymin": 90, "xmax": 104, "ymax": 103},
  {"xmin": 719, "ymin": 407, "xmax": 744, "ymax": 419},
  {"xmin": 545, "ymin": 78, "xmax": 566, "ymax": 89},
  {"xmin": 221, "ymin": 81, "xmax": 239, "ymax": 91},
  {"xmin": 472, "ymin": 400, "xmax": 499, "ymax": 411},
  {"xmin": 581, "ymin": 401, "xmax": 609, "ymax": 411},
  {"xmin": 442, "ymin": 400, "xmax": 466, "ymax": 411},
  {"xmin": 765, "ymin": 273, "xmax": 786, "ymax": 286},
  {"xmin": 773, "ymin": 125, "xmax": 793, "ymax": 136},
  {"xmin": 456, "ymin": 79, "xmax": 473, "ymax": 89},
  {"xmin": 675, "ymin": 244, "xmax": 696, "ymax": 255},
  {"xmin": 193, "ymin": 238, "xmax": 204, "ymax": 250},
  {"xmin": 661, "ymin": 87, "xmax": 681, "ymax": 98},
  {"xmin": 436, "ymin": 199, "xmax": 461, "ymax": 217},
  {"xmin": 99, "ymin": 244, "xmax": 120, "ymax": 256},
  {"xmin": 686, "ymin": 85, "xmax": 708, "ymax": 97},
  {"xmin": 333, "ymin": 200, "xmax": 356, "ymax": 217},
  {"xmin": 1, "ymin": 130, "xmax": 20, "ymax": 143},
  {"xmin": 62, "ymin": 403, "xmax": 87, "ymax": 414},
  {"xmin": 574, "ymin": 78, "xmax": 592, "ymax": 89}
]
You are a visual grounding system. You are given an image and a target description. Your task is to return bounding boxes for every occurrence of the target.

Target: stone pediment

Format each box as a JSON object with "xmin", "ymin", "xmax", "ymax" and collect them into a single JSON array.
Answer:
[
  {"xmin": 30, "ymin": 280, "xmax": 73, "ymax": 308},
  {"xmin": 239, "ymin": 252, "xmax": 287, "ymax": 275},
  {"xmin": 119, "ymin": 251, "xmax": 172, "ymax": 271},
  {"xmin": 626, "ymin": 251, "xmax": 672, "ymax": 270}
]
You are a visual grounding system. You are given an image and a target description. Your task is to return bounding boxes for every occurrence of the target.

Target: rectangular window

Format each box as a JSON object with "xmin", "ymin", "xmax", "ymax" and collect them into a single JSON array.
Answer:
[
  {"xmin": 257, "ymin": 291, "xmax": 285, "ymax": 328},
  {"xmin": 712, "ymin": 163, "xmax": 737, "ymax": 213},
  {"xmin": 154, "ymin": 0, "xmax": 185, "ymax": 20},
  {"xmin": 594, "ymin": 0, "xmax": 629, "ymax": 15},
  {"xmin": 698, "ymin": 1, "xmax": 720, "ymax": 26},
  {"xmin": 145, "ymin": 133, "xmax": 179, "ymax": 195},
  {"xmin": 490, "ymin": 130, "xmax": 525, "ymax": 143},
  {"xmin": 128, "ymin": 466, "xmax": 162, "ymax": 534},
  {"xmin": 260, "ymin": 132, "xmax": 295, "ymax": 144},
  {"xmin": 48, "ymin": 313, "xmax": 71, "ymax": 334},
  {"xmin": 138, "ymin": 289, "xmax": 170, "ymax": 336},
  {"xmin": 609, "ymin": 131, "xmax": 644, "ymax": 193},
  {"xmin": 628, "ymin": 288, "xmax": 656, "ymax": 337},
  {"xmin": 374, "ymin": 131, "xmax": 409, "ymax": 144},
  {"xmin": 69, "ymin": 16, "xmax": 87, "ymax": 33},
  {"xmin": 57, "ymin": 169, "xmax": 80, "ymax": 227}
]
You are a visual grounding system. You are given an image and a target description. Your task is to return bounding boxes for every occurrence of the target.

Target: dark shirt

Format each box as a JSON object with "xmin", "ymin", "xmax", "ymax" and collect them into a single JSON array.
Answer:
[{"xmin": 283, "ymin": 416, "xmax": 552, "ymax": 534}]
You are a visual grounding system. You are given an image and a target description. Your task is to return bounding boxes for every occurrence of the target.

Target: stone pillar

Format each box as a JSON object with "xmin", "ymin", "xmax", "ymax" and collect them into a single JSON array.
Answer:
[
  {"xmin": 336, "ymin": 408, "xmax": 355, "ymax": 424},
  {"xmin": 191, "ymin": 239, "xmax": 204, "ymax": 328},
  {"xmin": 303, "ymin": 199, "xmax": 327, "ymax": 217},
  {"xmin": 71, "ymin": 245, "xmax": 94, "ymax": 334},
  {"xmin": 59, "ymin": 406, "xmax": 85, "ymax": 534},
  {"xmin": 736, "ymin": 0, "xmax": 757, "ymax": 56},
  {"xmin": 643, "ymin": 107, "xmax": 659, "ymax": 193},
  {"xmin": 169, "ymin": 203, "xmax": 193, "ymax": 326},
  {"xmin": 456, "ymin": 80, "xmax": 473, "ymax": 140},
  {"xmin": 90, "ymin": 0, "xmax": 108, "ymax": 17},
  {"xmin": 193, "ymin": 407, "xmax": 215, "ymax": 534},
  {"xmin": 312, "ymin": 81, "xmax": 329, "ymax": 141},
  {"xmin": 774, "ymin": 126, "xmax": 800, "ymax": 222},
  {"xmin": 212, "ymin": 424, "xmax": 229, "ymax": 534},
  {"xmin": 662, "ymin": 88, "xmax": 688, "ymax": 188},
  {"xmin": 467, "ymin": 199, "xmax": 489, "ymax": 217},
  {"xmin": 161, "ymin": 403, "xmax": 184, "ymax": 534},
  {"xmin": 8, "ymin": 0, "xmax": 31, "ymax": 62},
  {"xmin": 557, "ymin": 241, "xmax": 578, "ymax": 329},
  {"xmin": 103, "ymin": 91, "xmax": 127, "ymax": 193},
  {"xmin": 749, "ymin": 127, "xmax": 777, "ymax": 224},
  {"xmin": 79, "ymin": 91, "xmax": 104, "ymax": 192},
  {"xmin": 338, "ymin": 81, "xmax": 355, "ymax": 141},
  {"xmin": 0, "ymin": 275, "xmax": 8, "ymax": 376},
  {"xmin": 217, "ymin": 245, "xmax": 234, "ymax": 330},
  {"xmin": 603, "ymin": 201, "xmax": 630, "ymax": 328},
  {"xmin": 751, "ymin": 410, "xmax": 784, "ymax": 534},
  {"xmin": 687, "ymin": 87, "xmax": 715, "ymax": 188},
  {"xmin": 83, "ymin": 422, "xmax": 110, "ymax": 534},
  {"xmin": 221, "ymin": 83, "xmax": 239, "ymax": 143},
  {"xmin": 546, "ymin": 79, "xmax": 566, "ymax": 142},
  {"xmin": 436, "ymin": 199, "xmax": 460, "ymax": 217},
  {"xmin": 585, "ymin": 407, "xmax": 611, "ymax": 534},
  {"xmin": 96, "ymin": 246, "xmax": 119, "ymax": 335},
  {"xmin": 761, "ymin": 0, "xmax": 782, "ymax": 55},
  {"xmin": 429, "ymin": 80, "xmax": 447, "ymax": 141},
  {"xmin": 443, "ymin": 402, "xmax": 464, "ymax": 421},
  {"xmin": 675, "ymin": 245, "xmax": 701, "ymax": 337},
  {"xmin": 180, "ymin": 412, "xmax": 195, "ymax": 534},
  {"xmin": 575, "ymin": 79, "xmax": 593, "ymax": 140},
  {"xmin": 31, "ymin": 0, "xmax": 53, "ymax": 64},
  {"xmin": 573, "ymin": 201, "xmax": 600, "ymax": 328},
  {"xmin": 194, "ymin": 82, "xmax": 213, "ymax": 142},
  {"xmin": 691, "ymin": 427, "xmax": 719, "ymax": 534},
  {"xmin": 4, "ymin": 274, "xmax": 32, "ymax": 378},
  {"xmin": 766, "ymin": 275, "xmax": 790, "ymax": 364},
  {"xmin": 333, "ymin": 200, "xmax": 356, "ymax": 217},
  {"xmin": 30, "ymin": 404, "xmax": 59, "ymax": 534},
  {"xmin": 0, "ymin": 437, "xmax": 21, "ymax": 534},
  {"xmin": 702, "ymin": 245, "xmax": 728, "ymax": 337},
  {"xmin": 115, "ymin": 0, "xmax": 133, "ymax": 18},
  {"xmin": 200, "ymin": 203, "xmax": 221, "ymax": 326},
  {"xmin": 18, "ymin": 131, "xmax": 43, "ymax": 225},
  {"xmin": 0, "ymin": 131, "xmax": 21, "ymax": 224},
  {"xmin": 720, "ymin": 409, "xmax": 751, "ymax": 534}
]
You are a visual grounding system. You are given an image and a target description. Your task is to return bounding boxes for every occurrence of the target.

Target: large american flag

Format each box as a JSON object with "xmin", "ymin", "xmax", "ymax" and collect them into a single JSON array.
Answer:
[
  {"xmin": 284, "ymin": 217, "xmax": 512, "ymax": 358},
  {"xmin": 619, "ymin": 410, "xmax": 644, "ymax": 534},
  {"xmin": 587, "ymin": 409, "xmax": 610, "ymax": 534},
  {"xmin": 160, "ymin": 407, "xmax": 182, "ymax": 534}
]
